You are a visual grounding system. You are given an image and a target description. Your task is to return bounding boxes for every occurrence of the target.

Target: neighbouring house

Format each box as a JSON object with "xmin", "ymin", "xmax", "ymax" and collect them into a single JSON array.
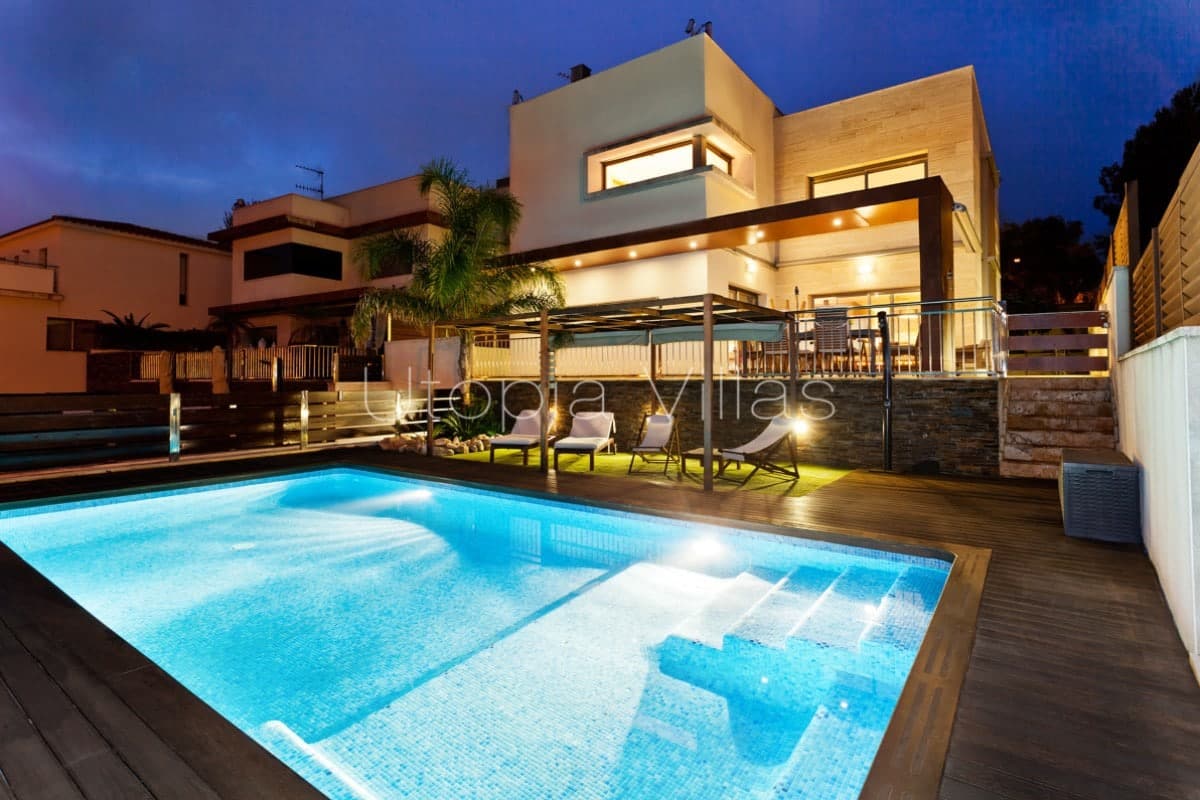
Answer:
[
  {"xmin": 206, "ymin": 178, "xmax": 443, "ymax": 350},
  {"xmin": 0, "ymin": 216, "xmax": 230, "ymax": 393},
  {"xmin": 206, "ymin": 34, "xmax": 999, "ymax": 376}
]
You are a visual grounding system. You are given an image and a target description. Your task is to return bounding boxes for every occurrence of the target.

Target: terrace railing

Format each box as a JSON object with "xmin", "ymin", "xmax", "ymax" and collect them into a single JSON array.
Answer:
[{"xmin": 469, "ymin": 297, "xmax": 1007, "ymax": 379}]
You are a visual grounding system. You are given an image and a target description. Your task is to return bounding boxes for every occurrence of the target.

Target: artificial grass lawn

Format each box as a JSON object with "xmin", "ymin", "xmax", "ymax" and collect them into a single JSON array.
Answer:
[{"xmin": 449, "ymin": 449, "xmax": 848, "ymax": 497}]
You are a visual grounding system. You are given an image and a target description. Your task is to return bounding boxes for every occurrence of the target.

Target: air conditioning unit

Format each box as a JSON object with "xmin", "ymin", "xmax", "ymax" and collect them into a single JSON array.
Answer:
[{"xmin": 1059, "ymin": 449, "xmax": 1141, "ymax": 543}]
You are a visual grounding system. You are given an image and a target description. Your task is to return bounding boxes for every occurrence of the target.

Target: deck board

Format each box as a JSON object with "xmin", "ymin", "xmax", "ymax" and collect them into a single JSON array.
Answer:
[{"xmin": 0, "ymin": 447, "xmax": 1197, "ymax": 799}]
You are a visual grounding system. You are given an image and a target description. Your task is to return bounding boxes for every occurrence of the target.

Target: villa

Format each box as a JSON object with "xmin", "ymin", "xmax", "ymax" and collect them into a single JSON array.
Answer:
[{"xmin": 207, "ymin": 35, "xmax": 998, "ymax": 369}]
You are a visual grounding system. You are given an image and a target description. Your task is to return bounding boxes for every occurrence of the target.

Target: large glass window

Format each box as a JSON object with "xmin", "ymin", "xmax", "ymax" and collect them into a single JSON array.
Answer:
[
  {"xmin": 811, "ymin": 157, "xmax": 927, "ymax": 199},
  {"xmin": 601, "ymin": 139, "xmax": 734, "ymax": 190},
  {"xmin": 46, "ymin": 317, "xmax": 97, "ymax": 351},
  {"xmin": 603, "ymin": 144, "xmax": 693, "ymax": 189},
  {"xmin": 244, "ymin": 243, "xmax": 342, "ymax": 281}
]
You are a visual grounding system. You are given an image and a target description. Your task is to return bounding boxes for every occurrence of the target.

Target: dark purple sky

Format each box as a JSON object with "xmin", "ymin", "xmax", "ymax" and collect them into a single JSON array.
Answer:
[{"xmin": 1, "ymin": 1, "xmax": 1196, "ymax": 240}]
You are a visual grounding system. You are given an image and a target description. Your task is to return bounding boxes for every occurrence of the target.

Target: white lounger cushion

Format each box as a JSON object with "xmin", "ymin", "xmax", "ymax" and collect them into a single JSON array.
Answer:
[
  {"xmin": 722, "ymin": 416, "xmax": 793, "ymax": 462},
  {"xmin": 565, "ymin": 411, "xmax": 614, "ymax": 439},
  {"xmin": 554, "ymin": 436, "xmax": 611, "ymax": 453},
  {"xmin": 490, "ymin": 434, "xmax": 540, "ymax": 447},
  {"xmin": 508, "ymin": 409, "xmax": 543, "ymax": 437},
  {"xmin": 554, "ymin": 411, "xmax": 615, "ymax": 453}
]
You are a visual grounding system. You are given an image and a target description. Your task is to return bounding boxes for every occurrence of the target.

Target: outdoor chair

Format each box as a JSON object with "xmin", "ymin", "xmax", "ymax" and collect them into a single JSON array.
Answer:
[
  {"xmin": 814, "ymin": 307, "xmax": 851, "ymax": 374},
  {"xmin": 489, "ymin": 408, "xmax": 555, "ymax": 465},
  {"xmin": 552, "ymin": 411, "xmax": 616, "ymax": 471},
  {"xmin": 627, "ymin": 413, "xmax": 681, "ymax": 476},
  {"xmin": 715, "ymin": 415, "xmax": 800, "ymax": 485}
]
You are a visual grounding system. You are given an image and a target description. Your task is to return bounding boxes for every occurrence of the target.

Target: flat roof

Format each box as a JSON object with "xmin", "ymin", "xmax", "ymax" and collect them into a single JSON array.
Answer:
[{"xmin": 455, "ymin": 293, "xmax": 788, "ymax": 334}]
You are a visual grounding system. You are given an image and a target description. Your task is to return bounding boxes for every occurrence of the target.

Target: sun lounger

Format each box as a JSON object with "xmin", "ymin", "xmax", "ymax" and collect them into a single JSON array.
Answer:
[
  {"xmin": 552, "ymin": 411, "xmax": 616, "ymax": 471},
  {"xmin": 489, "ymin": 408, "xmax": 554, "ymax": 465},
  {"xmin": 716, "ymin": 415, "xmax": 800, "ymax": 485},
  {"xmin": 627, "ymin": 413, "xmax": 681, "ymax": 475}
]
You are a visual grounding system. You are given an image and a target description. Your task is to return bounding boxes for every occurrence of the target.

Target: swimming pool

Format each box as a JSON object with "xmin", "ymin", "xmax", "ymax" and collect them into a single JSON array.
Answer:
[{"xmin": 0, "ymin": 466, "xmax": 949, "ymax": 799}]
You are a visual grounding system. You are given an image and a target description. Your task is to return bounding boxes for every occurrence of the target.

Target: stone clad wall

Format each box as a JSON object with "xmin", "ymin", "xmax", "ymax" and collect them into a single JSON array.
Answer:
[{"xmin": 476, "ymin": 378, "xmax": 1000, "ymax": 476}]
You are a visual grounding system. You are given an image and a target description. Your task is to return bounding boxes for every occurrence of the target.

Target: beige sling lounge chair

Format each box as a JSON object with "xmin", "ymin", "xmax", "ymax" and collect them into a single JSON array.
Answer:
[
  {"xmin": 716, "ymin": 415, "xmax": 799, "ymax": 485},
  {"xmin": 627, "ymin": 413, "xmax": 681, "ymax": 475}
]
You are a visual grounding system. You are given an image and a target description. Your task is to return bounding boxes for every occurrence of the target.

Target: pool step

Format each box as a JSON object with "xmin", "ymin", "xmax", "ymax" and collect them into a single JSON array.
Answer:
[
  {"xmin": 668, "ymin": 568, "xmax": 790, "ymax": 650},
  {"xmin": 856, "ymin": 566, "xmax": 946, "ymax": 671},
  {"xmin": 787, "ymin": 567, "xmax": 900, "ymax": 651},
  {"xmin": 723, "ymin": 565, "xmax": 844, "ymax": 652}
]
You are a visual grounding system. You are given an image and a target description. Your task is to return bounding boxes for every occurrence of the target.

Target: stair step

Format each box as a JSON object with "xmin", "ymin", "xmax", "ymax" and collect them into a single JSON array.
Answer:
[
  {"xmin": 669, "ymin": 570, "xmax": 786, "ymax": 650},
  {"xmin": 725, "ymin": 566, "xmax": 843, "ymax": 651},
  {"xmin": 1002, "ymin": 444, "xmax": 1065, "ymax": 464},
  {"xmin": 1004, "ymin": 430, "xmax": 1115, "ymax": 449},
  {"xmin": 1005, "ymin": 415, "xmax": 1114, "ymax": 433},
  {"xmin": 859, "ymin": 567, "xmax": 946, "ymax": 654},
  {"xmin": 1005, "ymin": 377, "xmax": 1110, "ymax": 391},
  {"xmin": 1000, "ymin": 460, "xmax": 1059, "ymax": 479},
  {"xmin": 1006, "ymin": 400, "xmax": 1113, "ymax": 418},
  {"xmin": 1006, "ymin": 388, "xmax": 1111, "ymax": 404},
  {"xmin": 789, "ymin": 567, "xmax": 900, "ymax": 650}
]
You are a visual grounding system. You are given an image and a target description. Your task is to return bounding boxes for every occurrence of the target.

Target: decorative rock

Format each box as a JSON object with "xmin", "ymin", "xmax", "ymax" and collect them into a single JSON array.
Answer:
[{"xmin": 432, "ymin": 446, "xmax": 453, "ymax": 457}]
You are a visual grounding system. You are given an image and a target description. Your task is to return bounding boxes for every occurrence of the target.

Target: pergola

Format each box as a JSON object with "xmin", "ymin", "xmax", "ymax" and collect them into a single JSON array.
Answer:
[{"xmin": 455, "ymin": 294, "xmax": 795, "ymax": 491}]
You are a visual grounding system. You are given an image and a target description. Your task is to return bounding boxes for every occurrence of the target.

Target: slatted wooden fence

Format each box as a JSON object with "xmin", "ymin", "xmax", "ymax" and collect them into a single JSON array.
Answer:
[
  {"xmin": 0, "ymin": 389, "xmax": 410, "ymax": 472},
  {"xmin": 0, "ymin": 395, "xmax": 171, "ymax": 471},
  {"xmin": 1006, "ymin": 310, "xmax": 1109, "ymax": 374},
  {"xmin": 1130, "ymin": 143, "xmax": 1199, "ymax": 345}
]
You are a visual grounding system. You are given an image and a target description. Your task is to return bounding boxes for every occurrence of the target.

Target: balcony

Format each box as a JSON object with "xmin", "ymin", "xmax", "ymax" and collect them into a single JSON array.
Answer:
[{"xmin": 0, "ymin": 257, "xmax": 59, "ymax": 299}]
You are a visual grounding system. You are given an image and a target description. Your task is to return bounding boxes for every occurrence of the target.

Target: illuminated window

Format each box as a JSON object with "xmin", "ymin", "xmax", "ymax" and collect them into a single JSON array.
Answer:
[
  {"xmin": 603, "ymin": 143, "xmax": 693, "ymax": 189},
  {"xmin": 811, "ymin": 157, "xmax": 927, "ymax": 199},
  {"xmin": 706, "ymin": 145, "xmax": 732, "ymax": 175},
  {"xmin": 600, "ymin": 138, "xmax": 735, "ymax": 190}
]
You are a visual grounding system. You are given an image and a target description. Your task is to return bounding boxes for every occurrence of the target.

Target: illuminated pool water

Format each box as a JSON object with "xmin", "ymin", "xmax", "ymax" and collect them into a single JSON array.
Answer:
[{"xmin": 0, "ymin": 467, "xmax": 948, "ymax": 799}]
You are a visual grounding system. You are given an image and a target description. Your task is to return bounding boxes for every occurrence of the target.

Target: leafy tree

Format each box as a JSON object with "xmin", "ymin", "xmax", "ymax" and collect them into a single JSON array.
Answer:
[
  {"xmin": 350, "ymin": 158, "xmax": 564, "ymax": 452},
  {"xmin": 1000, "ymin": 217, "xmax": 1103, "ymax": 313},
  {"xmin": 1095, "ymin": 80, "xmax": 1200, "ymax": 246}
]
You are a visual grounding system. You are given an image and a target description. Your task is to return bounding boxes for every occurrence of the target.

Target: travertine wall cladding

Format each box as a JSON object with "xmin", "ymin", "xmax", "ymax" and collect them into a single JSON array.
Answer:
[{"xmin": 478, "ymin": 378, "xmax": 999, "ymax": 476}]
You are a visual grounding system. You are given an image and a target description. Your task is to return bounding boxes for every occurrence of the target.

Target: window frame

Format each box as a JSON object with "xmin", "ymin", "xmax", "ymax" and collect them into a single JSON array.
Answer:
[
  {"xmin": 45, "ymin": 317, "xmax": 97, "ymax": 352},
  {"xmin": 600, "ymin": 141, "xmax": 695, "ymax": 191},
  {"xmin": 810, "ymin": 155, "xmax": 928, "ymax": 199},
  {"xmin": 178, "ymin": 253, "xmax": 189, "ymax": 305}
]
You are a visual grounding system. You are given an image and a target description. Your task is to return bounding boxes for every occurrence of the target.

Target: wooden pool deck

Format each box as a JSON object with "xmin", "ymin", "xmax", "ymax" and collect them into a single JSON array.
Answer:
[{"xmin": 1, "ymin": 448, "xmax": 1198, "ymax": 799}]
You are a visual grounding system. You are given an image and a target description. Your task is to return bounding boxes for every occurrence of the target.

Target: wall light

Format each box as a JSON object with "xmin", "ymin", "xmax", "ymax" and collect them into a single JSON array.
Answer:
[
  {"xmin": 832, "ymin": 217, "xmax": 843, "ymax": 228},
  {"xmin": 755, "ymin": 230, "xmax": 766, "ymax": 240},
  {"xmin": 628, "ymin": 250, "xmax": 638, "ymax": 259},
  {"xmin": 791, "ymin": 418, "xmax": 809, "ymax": 436},
  {"xmin": 856, "ymin": 257, "xmax": 875, "ymax": 276},
  {"xmin": 745, "ymin": 259, "xmax": 757, "ymax": 274},
  {"xmin": 573, "ymin": 259, "xmax": 583, "ymax": 267},
  {"xmin": 689, "ymin": 240, "xmax": 698, "ymax": 249}
]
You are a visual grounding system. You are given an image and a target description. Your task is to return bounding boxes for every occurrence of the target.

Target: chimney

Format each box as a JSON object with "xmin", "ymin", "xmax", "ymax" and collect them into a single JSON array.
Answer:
[{"xmin": 569, "ymin": 64, "xmax": 592, "ymax": 83}]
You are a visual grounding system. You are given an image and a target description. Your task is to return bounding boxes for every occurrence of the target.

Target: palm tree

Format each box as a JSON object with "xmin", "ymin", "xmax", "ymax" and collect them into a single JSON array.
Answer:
[{"xmin": 350, "ymin": 158, "xmax": 564, "ymax": 454}]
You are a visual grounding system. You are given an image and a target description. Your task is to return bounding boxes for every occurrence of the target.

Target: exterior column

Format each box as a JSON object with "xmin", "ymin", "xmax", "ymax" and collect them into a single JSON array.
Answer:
[
  {"xmin": 539, "ymin": 311, "xmax": 550, "ymax": 473},
  {"xmin": 703, "ymin": 294, "xmax": 714, "ymax": 492},
  {"xmin": 426, "ymin": 327, "xmax": 435, "ymax": 456},
  {"xmin": 918, "ymin": 180, "xmax": 953, "ymax": 372},
  {"xmin": 785, "ymin": 314, "xmax": 797, "ymax": 414}
]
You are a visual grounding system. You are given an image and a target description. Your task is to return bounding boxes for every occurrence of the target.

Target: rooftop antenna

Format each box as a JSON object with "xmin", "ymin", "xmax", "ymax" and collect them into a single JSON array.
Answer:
[
  {"xmin": 684, "ymin": 18, "xmax": 712, "ymax": 37},
  {"xmin": 294, "ymin": 164, "xmax": 325, "ymax": 199}
]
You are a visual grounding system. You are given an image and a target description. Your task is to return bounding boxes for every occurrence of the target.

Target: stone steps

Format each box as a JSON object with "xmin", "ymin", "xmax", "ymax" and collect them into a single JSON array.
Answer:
[{"xmin": 1000, "ymin": 377, "xmax": 1116, "ymax": 480}]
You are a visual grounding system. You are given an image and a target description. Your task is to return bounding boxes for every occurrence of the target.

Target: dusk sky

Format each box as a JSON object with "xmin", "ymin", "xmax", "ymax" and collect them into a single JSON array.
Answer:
[{"xmin": 1, "ymin": 1, "xmax": 1196, "ymax": 241}]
